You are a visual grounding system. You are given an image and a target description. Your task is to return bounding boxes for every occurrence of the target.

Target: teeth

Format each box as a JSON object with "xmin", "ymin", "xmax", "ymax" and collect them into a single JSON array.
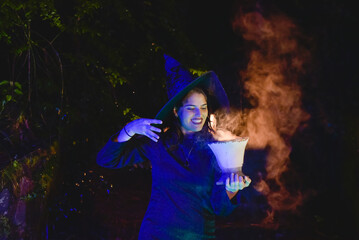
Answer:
[{"xmin": 192, "ymin": 119, "xmax": 202, "ymax": 124}]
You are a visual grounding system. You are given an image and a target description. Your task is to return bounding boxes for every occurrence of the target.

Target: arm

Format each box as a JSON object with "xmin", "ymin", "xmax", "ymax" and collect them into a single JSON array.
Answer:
[
  {"xmin": 116, "ymin": 118, "xmax": 162, "ymax": 143},
  {"xmin": 96, "ymin": 118, "xmax": 162, "ymax": 168},
  {"xmin": 210, "ymin": 173, "xmax": 251, "ymax": 216}
]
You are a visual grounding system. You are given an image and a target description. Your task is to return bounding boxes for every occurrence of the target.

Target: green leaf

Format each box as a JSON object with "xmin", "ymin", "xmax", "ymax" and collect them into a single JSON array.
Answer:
[
  {"xmin": 13, "ymin": 160, "xmax": 18, "ymax": 168},
  {"xmin": 0, "ymin": 31, "xmax": 12, "ymax": 44},
  {"xmin": 0, "ymin": 80, "xmax": 9, "ymax": 86},
  {"xmin": 14, "ymin": 89, "xmax": 23, "ymax": 95},
  {"xmin": 189, "ymin": 68, "xmax": 208, "ymax": 77},
  {"xmin": 106, "ymin": 68, "xmax": 127, "ymax": 87},
  {"xmin": 123, "ymin": 108, "xmax": 131, "ymax": 116},
  {"xmin": 130, "ymin": 114, "xmax": 140, "ymax": 121},
  {"xmin": 14, "ymin": 82, "xmax": 22, "ymax": 89},
  {"xmin": 5, "ymin": 95, "xmax": 12, "ymax": 101}
]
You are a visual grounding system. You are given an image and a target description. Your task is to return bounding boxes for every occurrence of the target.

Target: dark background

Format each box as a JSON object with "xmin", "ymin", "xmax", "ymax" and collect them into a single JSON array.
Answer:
[{"xmin": 0, "ymin": 0, "xmax": 358, "ymax": 239}]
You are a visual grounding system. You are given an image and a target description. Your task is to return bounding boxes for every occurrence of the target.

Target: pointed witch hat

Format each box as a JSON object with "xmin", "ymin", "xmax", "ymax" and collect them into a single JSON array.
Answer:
[{"xmin": 155, "ymin": 54, "xmax": 229, "ymax": 121}]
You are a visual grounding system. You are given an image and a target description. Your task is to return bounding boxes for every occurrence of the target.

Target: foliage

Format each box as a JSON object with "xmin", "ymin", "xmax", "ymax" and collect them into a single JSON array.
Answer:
[
  {"xmin": 0, "ymin": 80, "xmax": 23, "ymax": 114},
  {"xmin": 0, "ymin": 0, "xmax": 205, "ymax": 187},
  {"xmin": 189, "ymin": 68, "xmax": 209, "ymax": 78},
  {"xmin": 0, "ymin": 215, "xmax": 11, "ymax": 239},
  {"xmin": 0, "ymin": 160, "xmax": 23, "ymax": 196},
  {"xmin": 0, "ymin": 142, "xmax": 58, "ymax": 199},
  {"xmin": 0, "ymin": 0, "xmax": 205, "ymax": 237},
  {"xmin": 0, "ymin": 0, "xmax": 65, "ymax": 168},
  {"xmin": 0, "ymin": 0, "xmax": 64, "ymax": 49}
]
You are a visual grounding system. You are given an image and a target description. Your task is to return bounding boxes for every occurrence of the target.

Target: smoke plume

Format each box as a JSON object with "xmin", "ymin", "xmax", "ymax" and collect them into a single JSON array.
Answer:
[{"xmin": 216, "ymin": 10, "xmax": 310, "ymax": 225}]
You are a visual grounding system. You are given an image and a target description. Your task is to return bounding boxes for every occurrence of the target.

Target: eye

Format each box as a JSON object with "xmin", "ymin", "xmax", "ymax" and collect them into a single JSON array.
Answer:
[{"xmin": 186, "ymin": 107, "xmax": 195, "ymax": 111}]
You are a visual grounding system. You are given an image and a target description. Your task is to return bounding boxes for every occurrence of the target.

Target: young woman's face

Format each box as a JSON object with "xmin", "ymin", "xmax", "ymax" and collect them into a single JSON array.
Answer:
[{"xmin": 175, "ymin": 91, "xmax": 208, "ymax": 135}]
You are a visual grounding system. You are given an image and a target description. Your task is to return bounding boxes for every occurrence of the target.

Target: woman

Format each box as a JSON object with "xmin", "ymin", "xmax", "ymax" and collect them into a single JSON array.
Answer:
[{"xmin": 97, "ymin": 55, "xmax": 251, "ymax": 239}]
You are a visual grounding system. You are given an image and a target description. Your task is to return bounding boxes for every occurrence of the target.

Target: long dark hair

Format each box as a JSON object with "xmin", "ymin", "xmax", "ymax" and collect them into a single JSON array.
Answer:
[{"xmin": 162, "ymin": 87, "xmax": 214, "ymax": 150}]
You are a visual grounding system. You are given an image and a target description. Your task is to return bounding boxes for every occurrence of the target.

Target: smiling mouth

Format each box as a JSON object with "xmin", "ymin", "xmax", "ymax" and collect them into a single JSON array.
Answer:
[{"xmin": 191, "ymin": 118, "xmax": 203, "ymax": 124}]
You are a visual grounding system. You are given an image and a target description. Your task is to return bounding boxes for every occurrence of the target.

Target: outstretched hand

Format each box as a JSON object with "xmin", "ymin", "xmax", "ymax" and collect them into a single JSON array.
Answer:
[{"xmin": 119, "ymin": 118, "xmax": 162, "ymax": 142}]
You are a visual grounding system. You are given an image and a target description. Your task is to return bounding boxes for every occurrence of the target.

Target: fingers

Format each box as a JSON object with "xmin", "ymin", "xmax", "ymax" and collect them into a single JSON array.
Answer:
[
  {"xmin": 238, "ymin": 175, "xmax": 244, "ymax": 190},
  {"xmin": 145, "ymin": 129, "xmax": 160, "ymax": 142},
  {"xmin": 146, "ymin": 119, "xmax": 163, "ymax": 125},
  {"xmin": 129, "ymin": 118, "xmax": 163, "ymax": 142},
  {"xmin": 236, "ymin": 174, "xmax": 241, "ymax": 189},
  {"xmin": 225, "ymin": 176, "xmax": 234, "ymax": 192},
  {"xmin": 147, "ymin": 120, "xmax": 162, "ymax": 142},
  {"xmin": 244, "ymin": 176, "xmax": 252, "ymax": 187},
  {"xmin": 225, "ymin": 173, "xmax": 251, "ymax": 192},
  {"xmin": 226, "ymin": 176, "xmax": 230, "ymax": 187},
  {"xmin": 146, "ymin": 122, "xmax": 162, "ymax": 142},
  {"xmin": 150, "ymin": 126, "xmax": 162, "ymax": 133},
  {"xmin": 226, "ymin": 173, "xmax": 240, "ymax": 193}
]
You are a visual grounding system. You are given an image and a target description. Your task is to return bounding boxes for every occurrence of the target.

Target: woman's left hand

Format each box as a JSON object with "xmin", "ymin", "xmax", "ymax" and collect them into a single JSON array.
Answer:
[{"xmin": 225, "ymin": 173, "xmax": 251, "ymax": 199}]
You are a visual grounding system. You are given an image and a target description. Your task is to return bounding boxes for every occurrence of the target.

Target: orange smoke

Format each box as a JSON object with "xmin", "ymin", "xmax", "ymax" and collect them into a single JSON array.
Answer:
[{"xmin": 218, "ymin": 10, "xmax": 310, "ymax": 225}]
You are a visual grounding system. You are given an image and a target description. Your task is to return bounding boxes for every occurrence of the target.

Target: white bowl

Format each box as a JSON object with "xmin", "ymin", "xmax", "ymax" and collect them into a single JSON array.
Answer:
[{"xmin": 208, "ymin": 137, "xmax": 249, "ymax": 172}]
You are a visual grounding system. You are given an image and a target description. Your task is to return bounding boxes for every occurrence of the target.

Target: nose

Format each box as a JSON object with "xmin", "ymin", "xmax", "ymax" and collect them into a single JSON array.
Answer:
[{"xmin": 194, "ymin": 108, "xmax": 201, "ymax": 117}]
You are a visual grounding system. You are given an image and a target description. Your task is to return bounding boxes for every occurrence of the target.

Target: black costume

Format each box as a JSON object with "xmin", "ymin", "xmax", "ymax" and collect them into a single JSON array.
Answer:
[{"xmin": 97, "ymin": 131, "xmax": 239, "ymax": 239}]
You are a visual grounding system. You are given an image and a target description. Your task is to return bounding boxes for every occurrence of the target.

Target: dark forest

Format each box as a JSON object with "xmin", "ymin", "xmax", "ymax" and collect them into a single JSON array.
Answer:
[{"xmin": 0, "ymin": 0, "xmax": 358, "ymax": 239}]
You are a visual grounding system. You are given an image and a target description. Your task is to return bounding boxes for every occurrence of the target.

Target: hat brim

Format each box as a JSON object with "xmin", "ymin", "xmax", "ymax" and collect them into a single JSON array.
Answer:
[{"xmin": 155, "ymin": 71, "xmax": 229, "ymax": 121}]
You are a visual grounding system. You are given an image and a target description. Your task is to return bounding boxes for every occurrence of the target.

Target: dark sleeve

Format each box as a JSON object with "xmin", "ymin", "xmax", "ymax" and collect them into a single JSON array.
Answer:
[
  {"xmin": 96, "ymin": 132, "xmax": 150, "ymax": 169},
  {"xmin": 210, "ymin": 156, "xmax": 240, "ymax": 216},
  {"xmin": 210, "ymin": 182, "xmax": 239, "ymax": 217}
]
